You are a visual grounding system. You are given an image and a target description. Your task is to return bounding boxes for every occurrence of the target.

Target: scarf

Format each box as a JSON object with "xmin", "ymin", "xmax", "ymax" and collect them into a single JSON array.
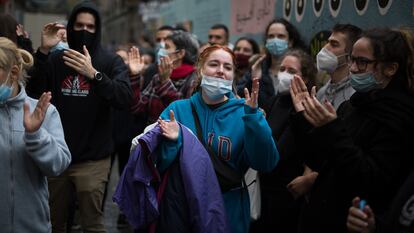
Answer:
[{"xmin": 171, "ymin": 63, "xmax": 195, "ymax": 81}]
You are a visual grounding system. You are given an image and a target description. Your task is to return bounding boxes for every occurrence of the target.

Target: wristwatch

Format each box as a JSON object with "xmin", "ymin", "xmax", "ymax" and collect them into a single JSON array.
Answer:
[{"xmin": 94, "ymin": 71, "xmax": 103, "ymax": 81}]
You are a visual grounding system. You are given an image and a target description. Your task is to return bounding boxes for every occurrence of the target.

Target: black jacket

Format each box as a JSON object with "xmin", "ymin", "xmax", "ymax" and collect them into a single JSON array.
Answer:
[
  {"xmin": 250, "ymin": 94, "xmax": 304, "ymax": 232},
  {"xmin": 26, "ymin": 1, "xmax": 132, "ymax": 163},
  {"xmin": 237, "ymin": 58, "xmax": 276, "ymax": 108},
  {"xmin": 378, "ymin": 169, "xmax": 414, "ymax": 233},
  {"xmin": 262, "ymin": 94, "xmax": 304, "ymax": 192},
  {"xmin": 292, "ymin": 77, "xmax": 414, "ymax": 233}
]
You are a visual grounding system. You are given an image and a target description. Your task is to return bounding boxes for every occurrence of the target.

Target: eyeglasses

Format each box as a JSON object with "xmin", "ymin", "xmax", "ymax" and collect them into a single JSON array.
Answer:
[{"xmin": 348, "ymin": 56, "xmax": 377, "ymax": 72}]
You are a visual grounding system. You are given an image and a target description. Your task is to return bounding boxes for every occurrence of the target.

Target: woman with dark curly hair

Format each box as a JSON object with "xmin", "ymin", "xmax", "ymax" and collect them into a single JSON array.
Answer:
[
  {"xmin": 130, "ymin": 30, "xmax": 199, "ymax": 123},
  {"xmin": 239, "ymin": 18, "xmax": 306, "ymax": 108}
]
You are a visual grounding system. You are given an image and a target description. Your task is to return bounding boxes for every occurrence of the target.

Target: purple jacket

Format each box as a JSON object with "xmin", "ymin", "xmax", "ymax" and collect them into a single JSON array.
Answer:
[{"xmin": 113, "ymin": 124, "xmax": 230, "ymax": 233}]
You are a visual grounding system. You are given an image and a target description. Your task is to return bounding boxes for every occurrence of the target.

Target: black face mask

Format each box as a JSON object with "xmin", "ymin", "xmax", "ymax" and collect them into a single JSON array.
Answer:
[{"xmin": 71, "ymin": 30, "xmax": 95, "ymax": 52}]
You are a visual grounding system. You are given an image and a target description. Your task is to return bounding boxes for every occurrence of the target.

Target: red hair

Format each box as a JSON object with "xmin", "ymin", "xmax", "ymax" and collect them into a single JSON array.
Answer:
[
  {"xmin": 196, "ymin": 45, "xmax": 236, "ymax": 72},
  {"xmin": 190, "ymin": 45, "xmax": 236, "ymax": 95}
]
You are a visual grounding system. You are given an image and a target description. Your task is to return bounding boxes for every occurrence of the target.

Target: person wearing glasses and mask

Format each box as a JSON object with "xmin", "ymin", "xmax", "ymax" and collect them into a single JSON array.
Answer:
[
  {"xmin": 316, "ymin": 24, "xmax": 362, "ymax": 110},
  {"xmin": 289, "ymin": 27, "xmax": 414, "ymax": 233},
  {"xmin": 130, "ymin": 30, "xmax": 199, "ymax": 124}
]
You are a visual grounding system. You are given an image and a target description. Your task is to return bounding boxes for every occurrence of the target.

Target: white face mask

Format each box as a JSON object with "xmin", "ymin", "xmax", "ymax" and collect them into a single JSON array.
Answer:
[
  {"xmin": 317, "ymin": 47, "xmax": 346, "ymax": 73},
  {"xmin": 277, "ymin": 71, "xmax": 295, "ymax": 95},
  {"xmin": 200, "ymin": 74, "xmax": 233, "ymax": 101}
]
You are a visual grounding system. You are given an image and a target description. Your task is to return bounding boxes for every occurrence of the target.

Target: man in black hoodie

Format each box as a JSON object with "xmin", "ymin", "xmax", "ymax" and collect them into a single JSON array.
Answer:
[{"xmin": 26, "ymin": 1, "xmax": 132, "ymax": 232}]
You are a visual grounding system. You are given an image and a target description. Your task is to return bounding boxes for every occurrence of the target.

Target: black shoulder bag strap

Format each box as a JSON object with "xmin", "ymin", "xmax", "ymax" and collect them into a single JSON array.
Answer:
[{"xmin": 191, "ymin": 102, "xmax": 243, "ymax": 193}]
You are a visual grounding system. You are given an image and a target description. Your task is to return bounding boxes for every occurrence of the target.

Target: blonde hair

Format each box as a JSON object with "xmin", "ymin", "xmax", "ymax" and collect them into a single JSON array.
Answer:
[{"xmin": 0, "ymin": 37, "xmax": 33, "ymax": 84}]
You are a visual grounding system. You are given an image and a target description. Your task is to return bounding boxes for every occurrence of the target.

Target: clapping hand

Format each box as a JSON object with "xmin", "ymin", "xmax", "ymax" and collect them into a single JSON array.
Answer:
[
  {"xmin": 244, "ymin": 78, "xmax": 259, "ymax": 109},
  {"xmin": 40, "ymin": 23, "xmax": 66, "ymax": 54},
  {"xmin": 290, "ymin": 75, "xmax": 337, "ymax": 127},
  {"xmin": 16, "ymin": 24, "xmax": 29, "ymax": 38},
  {"xmin": 23, "ymin": 92, "xmax": 51, "ymax": 133},
  {"xmin": 63, "ymin": 46, "xmax": 97, "ymax": 79},
  {"xmin": 158, "ymin": 56, "xmax": 173, "ymax": 83},
  {"xmin": 128, "ymin": 46, "xmax": 146, "ymax": 76},
  {"xmin": 158, "ymin": 110, "xmax": 179, "ymax": 141},
  {"xmin": 290, "ymin": 75, "xmax": 314, "ymax": 112},
  {"xmin": 251, "ymin": 55, "xmax": 266, "ymax": 80}
]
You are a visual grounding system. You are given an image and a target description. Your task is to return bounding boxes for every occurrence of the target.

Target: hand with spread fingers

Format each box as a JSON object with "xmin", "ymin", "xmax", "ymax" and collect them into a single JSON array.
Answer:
[
  {"xmin": 158, "ymin": 110, "xmax": 179, "ymax": 141},
  {"xmin": 23, "ymin": 92, "xmax": 52, "ymax": 133},
  {"xmin": 158, "ymin": 56, "xmax": 173, "ymax": 83},
  {"xmin": 63, "ymin": 45, "xmax": 97, "ymax": 79},
  {"xmin": 251, "ymin": 55, "xmax": 266, "ymax": 80},
  {"xmin": 128, "ymin": 46, "xmax": 146, "ymax": 76},
  {"xmin": 347, "ymin": 197, "xmax": 376, "ymax": 233},
  {"xmin": 290, "ymin": 75, "xmax": 336, "ymax": 127},
  {"xmin": 244, "ymin": 78, "xmax": 259, "ymax": 109},
  {"xmin": 40, "ymin": 23, "xmax": 66, "ymax": 54}
]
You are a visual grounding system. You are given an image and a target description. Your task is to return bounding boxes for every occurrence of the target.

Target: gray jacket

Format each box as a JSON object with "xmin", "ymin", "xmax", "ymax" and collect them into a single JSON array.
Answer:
[
  {"xmin": 316, "ymin": 77, "xmax": 355, "ymax": 110},
  {"xmin": 0, "ymin": 86, "xmax": 71, "ymax": 233}
]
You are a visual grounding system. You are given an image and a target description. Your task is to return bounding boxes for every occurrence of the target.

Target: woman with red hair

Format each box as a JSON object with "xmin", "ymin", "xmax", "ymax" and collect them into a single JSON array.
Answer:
[{"xmin": 156, "ymin": 45, "xmax": 279, "ymax": 233}]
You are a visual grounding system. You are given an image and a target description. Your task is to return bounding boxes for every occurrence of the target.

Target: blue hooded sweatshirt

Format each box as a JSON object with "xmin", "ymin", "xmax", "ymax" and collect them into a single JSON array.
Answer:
[{"xmin": 159, "ymin": 91, "xmax": 279, "ymax": 233}]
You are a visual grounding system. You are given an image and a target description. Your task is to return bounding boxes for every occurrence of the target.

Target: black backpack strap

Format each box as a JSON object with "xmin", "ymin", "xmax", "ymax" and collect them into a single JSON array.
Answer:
[{"xmin": 190, "ymin": 102, "xmax": 243, "ymax": 193}]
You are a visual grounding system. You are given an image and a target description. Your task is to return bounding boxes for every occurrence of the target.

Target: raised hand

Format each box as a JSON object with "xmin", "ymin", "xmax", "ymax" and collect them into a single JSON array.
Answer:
[
  {"xmin": 347, "ymin": 197, "xmax": 376, "ymax": 233},
  {"xmin": 63, "ymin": 46, "xmax": 97, "ymax": 79},
  {"xmin": 128, "ymin": 46, "xmax": 146, "ymax": 76},
  {"xmin": 16, "ymin": 24, "xmax": 29, "ymax": 38},
  {"xmin": 40, "ymin": 23, "xmax": 66, "ymax": 54},
  {"xmin": 251, "ymin": 55, "xmax": 266, "ymax": 79},
  {"xmin": 158, "ymin": 110, "xmax": 179, "ymax": 141},
  {"xmin": 244, "ymin": 78, "xmax": 259, "ymax": 109},
  {"xmin": 290, "ymin": 75, "xmax": 315, "ymax": 112},
  {"xmin": 158, "ymin": 56, "xmax": 173, "ymax": 83},
  {"xmin": 23, "ymin": 92, "xmax": 51, "ymax": 133}
]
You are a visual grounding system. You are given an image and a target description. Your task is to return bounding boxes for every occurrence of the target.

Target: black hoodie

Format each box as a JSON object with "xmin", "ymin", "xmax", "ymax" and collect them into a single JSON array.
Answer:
[
  {"xmin": 66, "ymin": 1, "xmax": 101, "ymax": 54},
  {"xmin": 26, "ymin": 1, "xmax": 133, "ymax": 163}
]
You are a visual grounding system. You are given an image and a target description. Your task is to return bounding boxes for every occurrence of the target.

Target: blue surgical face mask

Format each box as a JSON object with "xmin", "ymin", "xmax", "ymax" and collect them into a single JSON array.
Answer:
[
  {"xmin": 155, "ymin": 42, "xmax": 166, "ymax": 64},
  {"xmin": 0, "ymin": 72, "xmax": 13, "ymax": 103},
  {"xmin": 350, "ymin": 72, "xmax": 382, "ymax": 93},
  {"xmin": 156, "ymin": 41, "xmax": 165, "ymax": 50},
  {"xmin": 200, "ymin": 74, "xmax": 233, "ymax": 101},
  {"xmin": 156, "ymin": 48, "xmax": 169, "ymax": 64},
  {"xmin": 50, "ymin": 41, "xmax": 69, "ymax": 53},
  {"xmin": 265, "ymin": 38, "xmax": 288, "ymax": 56}
]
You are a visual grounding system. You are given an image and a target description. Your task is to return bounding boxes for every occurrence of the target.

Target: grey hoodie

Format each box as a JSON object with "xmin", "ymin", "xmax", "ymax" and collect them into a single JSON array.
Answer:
[{"xmin": 0, "ymin": 86, "xmax": 71, "ymax": 233}]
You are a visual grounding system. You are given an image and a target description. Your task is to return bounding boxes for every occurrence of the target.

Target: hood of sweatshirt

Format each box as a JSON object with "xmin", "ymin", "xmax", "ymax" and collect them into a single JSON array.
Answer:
[{"xmin": 66, "ymin": 1, "xmax": 101, "ymax": 55}]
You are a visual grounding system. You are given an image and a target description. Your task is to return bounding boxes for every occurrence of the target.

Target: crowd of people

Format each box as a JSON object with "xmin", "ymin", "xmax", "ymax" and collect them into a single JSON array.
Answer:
[{"xmin": 1, "ymin": 1, "xmax": 414, "ymax": 233}]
